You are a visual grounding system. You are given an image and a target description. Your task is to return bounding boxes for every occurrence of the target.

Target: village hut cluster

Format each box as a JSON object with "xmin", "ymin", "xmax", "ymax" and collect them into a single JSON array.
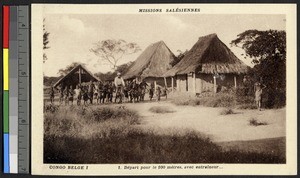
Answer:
[{"xmin": 47, "ymin": 33, "xmax": 249, "ymax": 105}]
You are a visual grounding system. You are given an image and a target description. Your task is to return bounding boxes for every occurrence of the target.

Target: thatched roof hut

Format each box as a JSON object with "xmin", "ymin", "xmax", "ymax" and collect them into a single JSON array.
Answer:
[
  {"xmin": 164, "ymin": 33, "xmax": 249, "ymax": 77},
  {"xmin": 123, "ymin": 41, "xmax": 176, "ymax": 80},
  {"xmin": 53, "ymin": 64, "xmax": 101, "ymax": 88}
]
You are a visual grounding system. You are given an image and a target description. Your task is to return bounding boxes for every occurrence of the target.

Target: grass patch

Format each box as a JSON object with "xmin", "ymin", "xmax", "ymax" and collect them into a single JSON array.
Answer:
[
  {"xmin": 220, "ymin": 108, "xmax": 235, "ymax": 115},
  {"xmin": 44, "ymin": 105, "xmax": 140, "ymax": 138},
  {"xmin": 149, "ymin": 106, "xmax": 175, "ymax": 114},
  {"xmin": 249, "ymin": 118, "xmax": 268, "ymax": 126},
  {"xmin": 44, "ymin": 105, "xmax": 283, "ymax": 164}
]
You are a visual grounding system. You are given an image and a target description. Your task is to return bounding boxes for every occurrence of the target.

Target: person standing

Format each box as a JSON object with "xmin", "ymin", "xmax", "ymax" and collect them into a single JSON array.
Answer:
[
  {"xmin": 68, "ymin": 85, "xmax": 75, "ymax": 105},
  {"xmin": 149, "ymin": 81, "xmax": 154, "ymax": 101},
  {"xmin": 114, "ymin": 72, "xmax": 125, "ymax": 103},
  {"xmin": 59, "ymin": 85, "xmax": 64, "ymax": 105},
  {"xmin": 88, "ymin": 80, "xmax": 95, "ymax": 104},
  {"xmin": 162, "ymin": 86, "xmax": 168, "ymax": 99},
  {"xmin": 156, "ymin": 86, "xmax": 161, "ymax": 102},
  {"xmin": 139, "ymin": 80, "xmax": 148, "ymax": 102},
  {"xmin": 74, "ymin": 85, "xmax": 82, "ymax": 106},
  {"xmin": 64, "ymin": 86, "xmax": 69, "ymax": 105},
  {"xmin": 254, "ymin": 81, "xmax": 266, "ymax": 111}
]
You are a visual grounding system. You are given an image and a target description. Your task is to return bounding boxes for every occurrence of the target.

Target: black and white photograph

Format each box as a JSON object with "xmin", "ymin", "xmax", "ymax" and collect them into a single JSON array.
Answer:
[{"xmin": 31, "ymin": 4, "xmax": 297, "ymax": 175}]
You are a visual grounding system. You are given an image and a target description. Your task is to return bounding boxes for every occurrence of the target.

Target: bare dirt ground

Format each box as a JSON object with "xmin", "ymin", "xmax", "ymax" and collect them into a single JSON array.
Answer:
[{"xmin": 123, "ymin": 100, "xmax": 286, "ymax": 143}]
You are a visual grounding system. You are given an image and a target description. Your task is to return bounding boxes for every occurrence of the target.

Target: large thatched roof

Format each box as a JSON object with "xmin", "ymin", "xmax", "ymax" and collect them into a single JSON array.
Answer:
[
  {"xmin": 123, "ymin": 41, "xmax": 176, "ymax": 79},
  {"xmin": 53, "ymin": 64, "xmax": 101, "ymax": 88},
  {"xmin": 164, "ymin": 34, "xmax": 249, "ymax": 77}
]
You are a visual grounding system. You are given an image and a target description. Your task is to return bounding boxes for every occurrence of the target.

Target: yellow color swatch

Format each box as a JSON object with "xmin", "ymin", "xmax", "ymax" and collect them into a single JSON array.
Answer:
[{"xmin": 3, "ymin": 49, "xmax": 9, "ymax": 90}]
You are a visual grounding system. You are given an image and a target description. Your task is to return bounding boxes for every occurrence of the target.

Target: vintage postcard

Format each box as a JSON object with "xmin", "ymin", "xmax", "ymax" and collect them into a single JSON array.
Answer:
[{"xmin": 31, "ymin": 4, "xmax": 297, "ymax": 175}]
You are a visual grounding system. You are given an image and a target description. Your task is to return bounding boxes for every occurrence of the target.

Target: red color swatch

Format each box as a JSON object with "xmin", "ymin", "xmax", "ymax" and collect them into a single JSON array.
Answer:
[{"xmin": 3, "ymin": 6, "xmax": 10, "ymax": 48}]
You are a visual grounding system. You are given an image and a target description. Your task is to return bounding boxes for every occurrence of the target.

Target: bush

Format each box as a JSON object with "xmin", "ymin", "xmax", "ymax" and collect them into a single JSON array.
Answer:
[
  {"xmin": 171, "ymin": 92, "xmax": 235, "ymax": 107},
  {"xmin": 264, "ymin": 90, "xmax": 286, "ymax": 109},
  {"xmin": 201, "ymin": 93, "xmax": 235, "ymax": 107},
  {"xmin": 149, "ymin": 106, "xmax": 175, "ymax": 114},
  {"xmin": 249, "ymin": 118, "xmax": 268, "ymax": 126},
  {"xmin": 171, "ymin": 89, "xmax": 285, "ymax": 110},
  {"xmin": 44, "ymin": 105, "xmax": 140, "ymax": 138},
  {"xmin": 84, "ymin": 106, "xmax": 139, "ymax": 124},
  {"xmin": 220, "ymin": 108, "xmax": 235, "ymax": 115}
]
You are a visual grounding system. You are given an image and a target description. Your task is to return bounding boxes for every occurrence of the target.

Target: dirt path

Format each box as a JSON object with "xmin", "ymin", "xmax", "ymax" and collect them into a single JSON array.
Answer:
[{"xmin": 124, "ymin": 101, "xmax": 286, "ymax": 142}]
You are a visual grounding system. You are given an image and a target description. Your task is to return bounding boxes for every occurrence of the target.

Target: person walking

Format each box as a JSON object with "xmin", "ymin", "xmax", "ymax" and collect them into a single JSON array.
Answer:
[{"xmin": 254, "ymin": 81, "xmax": 266, "ymax": 111}]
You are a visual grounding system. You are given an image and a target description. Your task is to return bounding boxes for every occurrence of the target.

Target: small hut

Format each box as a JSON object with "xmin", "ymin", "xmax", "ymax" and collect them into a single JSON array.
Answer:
[
  {"xmin": 53, "ymin": 64, "xmax": 101, "ymax": 89},
  {"xmin": 164, "ymin": 33, "xmax": 249, "ymax": 94},
  {"xmin": 123, "ymin": 41, "xmax": 176, "ymax": 87}
]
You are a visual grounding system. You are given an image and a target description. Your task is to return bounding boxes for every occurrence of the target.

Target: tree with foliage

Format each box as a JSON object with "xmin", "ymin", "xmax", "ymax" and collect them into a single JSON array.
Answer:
[
  {"xmin": 90, "ymin": 39, "xmax": 141, "ymax": 69},
  {"xmin": 171, "ymin": 49, "xmax": 188, "ymax": 66},
  {"xmin": 94, "ymin": 61, "xmax": 133, "ymax": 81},
  {"xmin": 58, "ymin": 62, "xmax": 86, "ymax": 76},
  {"xmin": 43, "ymin": 18, "xmax": 50, "ymax": 63},
  {"xmin": 231, "ymin": 29, "xmax": 286, "ymax": 108}
]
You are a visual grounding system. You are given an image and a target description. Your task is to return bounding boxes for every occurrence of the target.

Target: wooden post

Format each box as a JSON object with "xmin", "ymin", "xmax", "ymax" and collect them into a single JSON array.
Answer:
[
  {"xmin": 193, "ymin": 72, "xmax": 196, "ymax": 94},
  {"xmin": 171, "ymin": 77, "xmax": 174, "ymax": 92},
  {"xmin": 199, "ymin": 74, "xmax": 202, "ymax": 94},
  {"xmin": 164, "ymin": 77, "xmax": 167, "ymax": 87},
  {"xmin": 154, "ymin": 80, "xmax": 157, "ymax": 93},
  {"xmin": 186, "ymin": 74, "xmax": 188, "ymax": 91},
  {"xmin": 213, "ymin": 75, "xmax": 217, "ymax": 93},
  {"xmin": 78, "ymin": 68, "xmax": 82, "ymax": 84},
  {"xmin": 234, "ymin": 75, "xmax": 237, "ymax": 89}
]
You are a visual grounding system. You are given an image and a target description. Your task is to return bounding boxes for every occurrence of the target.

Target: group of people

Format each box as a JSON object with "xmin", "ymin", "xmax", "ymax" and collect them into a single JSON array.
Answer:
[{"xmin": 49, "ymin": 72, "xmax": 168, "ymax": 106}]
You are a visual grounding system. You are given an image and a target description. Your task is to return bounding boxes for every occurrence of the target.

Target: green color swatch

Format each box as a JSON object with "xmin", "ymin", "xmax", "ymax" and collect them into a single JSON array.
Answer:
[{"xmin": 3, "ymin": 90, "xmax": 9, "ymax": 133}]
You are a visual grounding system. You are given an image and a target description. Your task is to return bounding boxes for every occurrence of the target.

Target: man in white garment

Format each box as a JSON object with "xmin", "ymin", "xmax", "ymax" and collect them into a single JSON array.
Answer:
[{"xmin": 114, "ymin": 72, "xmax": 125, "ymax": 103}]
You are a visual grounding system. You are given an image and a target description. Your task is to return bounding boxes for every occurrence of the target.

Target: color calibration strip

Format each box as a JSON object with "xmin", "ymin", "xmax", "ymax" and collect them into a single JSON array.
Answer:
[
  {"xmin": 3, "ymin": 5, "xmax": 10, "ymax": 173},
  {"xmin": 3, "ymin": 5, "xmax": 30, "ymax": 174},
  {"xmin": 9, "ymin": 6, "xmax": 19, "ymax": 173}
]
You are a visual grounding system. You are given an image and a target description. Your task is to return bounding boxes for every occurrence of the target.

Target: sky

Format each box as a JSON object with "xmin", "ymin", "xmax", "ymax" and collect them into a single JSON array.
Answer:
[{"xmin": 43, "ymin": 13, "xmax": 285, "ymax": 77}]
